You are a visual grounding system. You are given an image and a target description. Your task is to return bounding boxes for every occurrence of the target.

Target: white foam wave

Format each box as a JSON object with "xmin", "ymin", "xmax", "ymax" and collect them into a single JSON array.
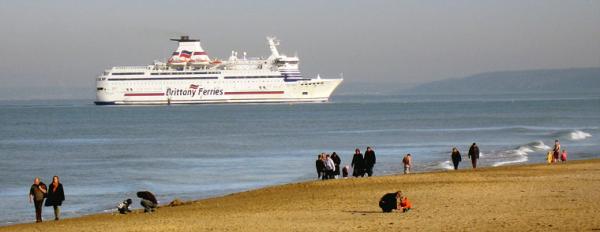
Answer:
[
  {"xmin": 491, "ymin": 140, "xmax": 549, "ymax": 167},
  {"xmin": 568, "ymin": 130, "xmax": 592, "ymax": 141},
  {"xmin": 437, "ymin": 160, "xmax": 454, "ymax": 170}
]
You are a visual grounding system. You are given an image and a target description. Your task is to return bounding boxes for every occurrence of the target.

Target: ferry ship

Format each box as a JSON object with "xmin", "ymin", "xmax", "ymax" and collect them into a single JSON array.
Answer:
[{"xmin": 94, "ymin": 36, "xmax": 343, "ymax": 105}]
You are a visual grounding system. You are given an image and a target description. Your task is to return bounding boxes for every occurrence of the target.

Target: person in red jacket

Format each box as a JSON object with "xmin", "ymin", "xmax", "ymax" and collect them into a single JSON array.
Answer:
[
  {"xmin": 399, "ymin": 196, "xmax": 412, "ymax": 213},
  {"xmin": 561, "ymin": 149, "xmax": 568, "ymax": 162}
]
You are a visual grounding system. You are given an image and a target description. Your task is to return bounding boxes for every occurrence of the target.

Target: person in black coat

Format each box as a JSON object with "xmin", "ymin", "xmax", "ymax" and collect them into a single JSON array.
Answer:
[
  {"xmin": 379, "ymin": 191, "xmax": 402, "ymax": 213},
  {"xmin": 468, "ymin": 143, "xmax": 480, "ymax": 169},
  {"xmin": 451, "ymin": 147, "xmax": 462, "ymax": 170},
  {"xmin": 315, "ymin": 154, "xmax": 325, "ymax": 179},
  {"xmin": 331, "ymin": 152, "xmax": 341, "ymax": 178},
  {"xmin": 364, "ymin": 147, "xmax": 376, "ymax": 176},
  {"xmin": 45, "ymin": 176, "xmax": 65, "ymax": 220},
  {"xmin": 351, "ymin": 148, "xmax": 365, "ymax": 177},
  {"xmin": 137, "ymin": 191, "xmax": 158, "ymax": 213}
]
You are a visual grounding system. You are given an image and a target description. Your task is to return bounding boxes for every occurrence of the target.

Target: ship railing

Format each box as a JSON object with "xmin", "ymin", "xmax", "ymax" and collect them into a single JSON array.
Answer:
[{"xmin": 111, "ymin": 66, "xmax": 150, "ymax": 70}]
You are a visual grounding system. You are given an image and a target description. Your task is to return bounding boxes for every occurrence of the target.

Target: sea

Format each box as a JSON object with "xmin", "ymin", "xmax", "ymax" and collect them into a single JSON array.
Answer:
[{"xmin": 1, "ymin": 92, "xmax": 599, "ymax": 225}]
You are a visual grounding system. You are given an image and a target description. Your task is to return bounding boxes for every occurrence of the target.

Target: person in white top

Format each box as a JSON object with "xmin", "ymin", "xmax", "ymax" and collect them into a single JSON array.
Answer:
[{"xmin": 324, "ymin": 154, "xmax": 336, "ymax": 179}]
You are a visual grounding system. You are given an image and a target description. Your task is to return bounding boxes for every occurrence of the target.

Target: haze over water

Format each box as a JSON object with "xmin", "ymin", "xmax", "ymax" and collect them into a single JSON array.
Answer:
[{"xmin": 1, "ymin": 92, "xmax": 599, "ymax": 224}]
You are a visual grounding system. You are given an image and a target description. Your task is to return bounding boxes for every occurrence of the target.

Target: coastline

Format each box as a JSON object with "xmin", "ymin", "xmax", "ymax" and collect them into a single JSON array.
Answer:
[{"xmin": 2, "ymin": 159, "xmax": 600, "ymax": 231}]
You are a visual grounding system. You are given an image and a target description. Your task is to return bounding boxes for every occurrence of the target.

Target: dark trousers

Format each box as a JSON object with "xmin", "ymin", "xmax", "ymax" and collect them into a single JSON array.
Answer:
[
  {"xmin": 471, "ymin": 159, "xmax": 477, "ymax": 168},
  {"xmin": 141, "ymin": 199, "xmax": 157, "ymax": 212},
  {"xmin": 34, "ymin": 200, "xmax": 43, "ymax": 222},
  {"xmin": 452, "ymin": 161, "xmax": 459, "ymax": 170},
  {"xmin": 365, "ymin": 166, "xmax": 374, "ymax": 177}
]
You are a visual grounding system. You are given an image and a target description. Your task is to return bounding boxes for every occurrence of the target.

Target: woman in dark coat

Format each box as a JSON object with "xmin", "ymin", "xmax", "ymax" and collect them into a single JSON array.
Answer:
[
  {"xmin": 45, "ymin": 176, "xmax": 65, "ymax": 220},
  {"xmin": 351, "ymin": 148, "xmax": 365, "ymax": 177},
  {"xmin": 451, "ymin": 147, "xmax": 462, "ymax": 170},
  {"xmin": 331, "ymin": 152, "xmax": 341, "ymax": 178}
]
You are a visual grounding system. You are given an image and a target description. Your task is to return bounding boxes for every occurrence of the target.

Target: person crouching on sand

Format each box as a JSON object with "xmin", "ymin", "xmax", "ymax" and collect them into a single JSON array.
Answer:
[
  {"xmin": 137, "ymin": 191, "xmax": 158, "ymax": 213},
  {"xmin": 451, "ymin": 147, "xmax": 462, "ymax": 170},
  {"xmin": 561, "ymin": 149, "xmax": 568, "ymax": 162},
  {"xmin": 379, "ymin": 191, "xmax": 402, "ymax": 213},
  {"xmin": 44, "ymin": 176, "xmax": 65, "ymax": 220},
  {"xmin": 399, "ymin": 195, "xmax": 412, "ymax": 213}
]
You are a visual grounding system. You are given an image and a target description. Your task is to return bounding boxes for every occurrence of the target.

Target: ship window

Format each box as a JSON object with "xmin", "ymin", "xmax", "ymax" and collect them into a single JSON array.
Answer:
[
  {"xmin": 302, "ymin": 92, "xmax": 308, "ymax": 95},
  {"xmin": 97, "ymin": 87, "xmax": 104, "ymax": 91}
]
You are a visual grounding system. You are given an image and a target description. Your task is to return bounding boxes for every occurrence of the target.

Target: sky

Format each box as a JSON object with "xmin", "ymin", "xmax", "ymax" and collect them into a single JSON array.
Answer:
[{"xmin": 0, "ymin": 0, "xmax": 599, "ymax": 99}]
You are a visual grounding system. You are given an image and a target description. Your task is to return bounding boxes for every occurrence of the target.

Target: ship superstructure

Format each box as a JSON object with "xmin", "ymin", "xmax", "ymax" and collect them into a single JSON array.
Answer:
[{"xmin": 95, "ymin": 36, "xmax": 342, "ymax": 105}]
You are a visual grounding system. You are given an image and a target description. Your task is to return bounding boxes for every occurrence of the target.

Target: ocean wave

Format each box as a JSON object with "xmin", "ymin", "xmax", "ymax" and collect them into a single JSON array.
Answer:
[
  {"xmin": 566, "ymin": 130, "xmax": 592, "ymax": 141},
  {"xmin": 490, "ymin": 140, "xmax": 550, "ymax": 167},
  {"xmin": 437, "ymin": 160, "xmax": 454, "ymax": 170}
]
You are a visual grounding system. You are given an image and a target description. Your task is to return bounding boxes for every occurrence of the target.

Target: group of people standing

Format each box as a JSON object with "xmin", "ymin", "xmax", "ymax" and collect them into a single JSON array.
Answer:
[
  {"xmin": 29, "ymin": 176, "xmax": 64, "ymax": 222},
  {"xmin": 547, "ymin": 139, "xmax": 568, "ymax": 164},
  {"xmin": 450, "ymin": 143, "xmax": 480, "ymax": 170},
  {"xmin": 315, "ymin": 147, "xmax": 377, "ymax": 179},
  {"xmin": 315, "ymin": 152, "xmax": 341, "ymax": 179}
]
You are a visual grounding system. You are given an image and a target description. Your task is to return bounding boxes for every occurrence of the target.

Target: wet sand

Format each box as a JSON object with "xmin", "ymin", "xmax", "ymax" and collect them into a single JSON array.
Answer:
[{"xmin": 3, "ymin": 159, "xmax": 600, "ymax": 231}]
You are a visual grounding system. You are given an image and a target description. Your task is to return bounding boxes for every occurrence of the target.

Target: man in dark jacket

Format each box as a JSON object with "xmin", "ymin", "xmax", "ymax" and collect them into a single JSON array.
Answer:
[
  {"xmin": 137, "ymin": 191, "xmax": 158, "ymax": 213},
  {"xmin": 364, "ymin": 147, "xmax": 376, "ymax": 177},
  {"xmin": 315, "ymin": 154, "xmax": 325, "ymax": 179},
  {"xmin": 468, "ymin": 143, "xmax": 480, "ymax": 169},
  {"xmin": 331, "ymin": 152, "xmax": 341, "ymax": 178},
  {"xmin": 29, "ymin": 177, "xmax": 47, "ymax": 223}
]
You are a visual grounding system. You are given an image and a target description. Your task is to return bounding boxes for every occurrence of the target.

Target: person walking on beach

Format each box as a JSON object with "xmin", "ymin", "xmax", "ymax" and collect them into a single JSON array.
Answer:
[
  {"xmin": 468, "ymin": 143, "xmax": 480, "ymax": 169},
  {"xmin": 324, "ymin": 154, "xmax": 336, "ymax": 179},
  {"xmin": 351, "ymin": 148, "xmax": 365, "ymax": 177},
  {"xmin": 451, "ymin": 147, "xmax": 462, "ymax": 170},
  {"xmin": 331, "ymin": 152, "xmax": 341, "ymax": 179},
  {"xmin": 315, "ymin": 154, "xmax": 325, "ymax": 179},
  {"xmin": 29, "ymin": 177, "xmax": 47, "ymax": 223},
  {"xmin": 44, "ymin": 176, "xmax": 65, "ymax": 221},
  {"xmin": 137, "ymin": 191, "xmax": 158, "ymax": 213},
  {"xmin": 364, "ymin": 147, "xmax": 376, "ymax": 177},
  {"xmin": 553, "ymin": 140, "xmax": 561, "ymax": 163},
  {"xmin": 402, "ymin": 154, "xmax": 412, "ymax": 174},
  {"xmin": 561, "ymin": 149, "xmax": 568, "ymax": 162}
]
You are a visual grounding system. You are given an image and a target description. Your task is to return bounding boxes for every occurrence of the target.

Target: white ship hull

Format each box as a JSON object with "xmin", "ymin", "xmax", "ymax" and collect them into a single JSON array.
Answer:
[
  {"xmin": 95, "ymin": 73, "xmax": 342, "ymax": 105},
  {"xmin": 95, "ymin": 36, "xmax": 343, "ymax": 105}
]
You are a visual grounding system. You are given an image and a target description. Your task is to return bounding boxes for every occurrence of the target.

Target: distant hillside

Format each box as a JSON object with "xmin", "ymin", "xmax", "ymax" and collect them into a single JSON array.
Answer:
[{"xmin": 409, "ymin": 67, "xmax": 600, "ymax": 94}]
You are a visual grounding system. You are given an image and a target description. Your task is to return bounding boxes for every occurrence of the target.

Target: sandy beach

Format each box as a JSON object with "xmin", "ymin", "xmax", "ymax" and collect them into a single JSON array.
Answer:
[{"xmin": 3, "ymin": 159, "xmax": 600, "ymax": 231}]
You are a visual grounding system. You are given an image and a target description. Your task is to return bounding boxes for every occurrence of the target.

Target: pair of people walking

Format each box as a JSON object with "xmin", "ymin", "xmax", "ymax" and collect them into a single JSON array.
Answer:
[
  {"xmin": 351, "ymin": 147, "xmax": 376, "ymax": 177},
  {"xmin": 450, "ymin": 143, "xmax": 480, "ymax": 170},
  {"xmin": 29, "ymin": 176, "xmax": 64, "ymax": 222}
]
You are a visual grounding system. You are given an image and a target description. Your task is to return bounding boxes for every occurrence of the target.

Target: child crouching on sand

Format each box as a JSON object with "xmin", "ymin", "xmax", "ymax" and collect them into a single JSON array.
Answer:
[
  {"xmin": 117, "ymin": 199, "xmax": 132, "ymax": 214},
  {"xmin": 399, "ymin": 196, "xmax": 412, "ymax": 212}
]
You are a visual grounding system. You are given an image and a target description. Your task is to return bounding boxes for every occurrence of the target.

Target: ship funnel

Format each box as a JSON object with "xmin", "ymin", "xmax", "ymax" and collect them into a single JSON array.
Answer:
[{"xmin": 168, "ymin": 35, "xmax": 211, "ymax": 66}]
